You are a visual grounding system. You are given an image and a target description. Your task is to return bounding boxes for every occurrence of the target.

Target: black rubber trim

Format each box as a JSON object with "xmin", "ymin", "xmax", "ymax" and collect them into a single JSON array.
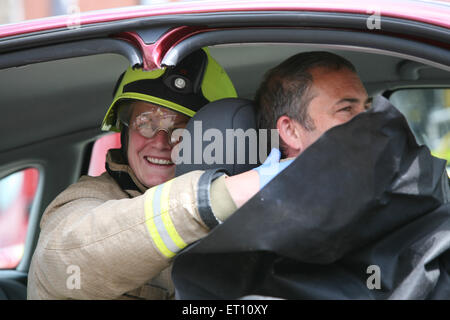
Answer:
[
  {"xmin": 0, "ymin": 38, "xmax": 142, "ymax": 69},
  {"xmin": 134, "ymin": 26, "xmax": 172, "ymax": 44},
  {"xmin": 162, "ymin": 28, "xmax": 450, "ymax": 69},
  {"xmin": 197, "ymin": 168, "xmax": 228, "ymax": 230},
  {"xmin": 0, "ymin": 11, "xmax": 448, "ymax": 54}
]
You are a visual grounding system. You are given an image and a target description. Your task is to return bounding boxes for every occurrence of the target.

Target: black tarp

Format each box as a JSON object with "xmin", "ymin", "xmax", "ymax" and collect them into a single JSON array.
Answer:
[{"xmin": 172, "ymin": 96, "xmax": 450, "ymax": 299}]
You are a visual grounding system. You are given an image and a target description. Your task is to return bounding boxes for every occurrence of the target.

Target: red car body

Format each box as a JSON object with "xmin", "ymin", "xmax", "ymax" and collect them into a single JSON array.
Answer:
[
  {"xmin": 1, "ymin": 0, "xmax": 449, "ymax": 268},
  {"xmin": 0, "ymin": 0, "xmax": 448, "ymax": 299}
]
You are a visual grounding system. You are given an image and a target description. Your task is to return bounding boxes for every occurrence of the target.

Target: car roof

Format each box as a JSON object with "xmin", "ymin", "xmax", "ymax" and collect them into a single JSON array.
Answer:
[{"xmin": 0, "ymin": 0, "xmax": 449, "ymax": 39}]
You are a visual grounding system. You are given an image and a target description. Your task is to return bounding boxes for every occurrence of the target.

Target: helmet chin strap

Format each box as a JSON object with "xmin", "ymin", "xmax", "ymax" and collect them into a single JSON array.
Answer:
[{"xmin": 120, "ymin": 126, "xmax": 129, "ymax": 164}]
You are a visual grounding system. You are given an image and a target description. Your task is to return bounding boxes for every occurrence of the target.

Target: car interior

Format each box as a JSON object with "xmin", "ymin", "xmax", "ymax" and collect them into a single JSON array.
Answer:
[{"xmin": 0, "ymin": 9, "xmax": 449, "ymax": 299}]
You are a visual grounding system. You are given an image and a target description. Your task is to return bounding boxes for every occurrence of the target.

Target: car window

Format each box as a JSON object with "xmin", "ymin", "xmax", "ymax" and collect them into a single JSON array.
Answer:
[
  {"xmin": 88, "ymin": 133, "xmax": 121, "ymax": 177},
  {"xmin": 390, "ymin": 88, "xmax": 450, "ymax": 176},
  {"xmin": 0, "ymin": 168, "xmax": 39, "ymax": 269}
]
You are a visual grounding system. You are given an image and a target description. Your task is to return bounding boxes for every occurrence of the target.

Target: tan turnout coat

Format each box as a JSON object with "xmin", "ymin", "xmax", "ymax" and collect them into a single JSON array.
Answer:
[{"xmin": 27, "ymin": 150, "xmax": 214, "ymax": 300}]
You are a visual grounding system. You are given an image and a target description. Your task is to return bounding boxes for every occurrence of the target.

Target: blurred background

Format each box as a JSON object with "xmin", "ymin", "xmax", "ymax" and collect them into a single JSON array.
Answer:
[{"xmin": 0, "ymin": 0, "xmax": 199, "ymax": 24}]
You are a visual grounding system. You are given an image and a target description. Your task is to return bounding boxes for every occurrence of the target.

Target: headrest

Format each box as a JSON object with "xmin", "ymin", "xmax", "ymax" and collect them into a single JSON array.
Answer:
[{"xmin": 175, "ymin": 98, "xmax": 260, "ymax": 177}]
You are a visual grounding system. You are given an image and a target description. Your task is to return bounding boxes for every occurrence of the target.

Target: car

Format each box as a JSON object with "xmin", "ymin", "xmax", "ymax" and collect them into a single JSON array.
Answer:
[{"xmin": 0, "ymin": 0, "xmax": 449, "ymax": 300}]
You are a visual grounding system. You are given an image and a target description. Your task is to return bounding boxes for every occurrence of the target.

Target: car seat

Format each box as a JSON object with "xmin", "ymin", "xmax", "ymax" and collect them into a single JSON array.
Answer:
[{"xmin": 175, "ymin": 98, "xmax": 260, "ymax": 177}]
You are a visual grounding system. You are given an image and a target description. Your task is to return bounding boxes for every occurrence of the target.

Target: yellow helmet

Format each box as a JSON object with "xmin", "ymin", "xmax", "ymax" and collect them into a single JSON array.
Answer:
[{"xmin": 101, "ymin": 48, "xmax": 237, "ymax": 132}]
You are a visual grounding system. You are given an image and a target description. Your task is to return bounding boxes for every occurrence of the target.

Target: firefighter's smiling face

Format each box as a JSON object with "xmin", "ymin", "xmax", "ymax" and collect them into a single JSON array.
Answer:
[{"xmin": 127, "ymin": 101, "xmax": 190, "ymax": 188}]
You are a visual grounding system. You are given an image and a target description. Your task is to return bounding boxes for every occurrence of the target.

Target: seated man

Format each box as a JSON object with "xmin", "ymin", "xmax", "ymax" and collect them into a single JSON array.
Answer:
[
  {"xmin": 171, "ymin": 51, "xmax": 450, "ymax": 299},
  {"xmin": 225, "ymin": 51, "xmax": 372, "ymax": 206}
]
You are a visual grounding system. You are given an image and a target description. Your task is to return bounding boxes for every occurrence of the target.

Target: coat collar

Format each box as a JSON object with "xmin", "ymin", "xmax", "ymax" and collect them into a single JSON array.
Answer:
[{"xmin": 105, "ymin": 149, "xmax": 147, "ymax": 197}]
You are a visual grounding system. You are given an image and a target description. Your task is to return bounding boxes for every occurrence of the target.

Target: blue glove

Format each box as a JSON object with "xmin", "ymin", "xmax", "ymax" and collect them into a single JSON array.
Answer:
[{"xmin": 253, "ymin": 148, "xmax": 294, "ymax": 190}]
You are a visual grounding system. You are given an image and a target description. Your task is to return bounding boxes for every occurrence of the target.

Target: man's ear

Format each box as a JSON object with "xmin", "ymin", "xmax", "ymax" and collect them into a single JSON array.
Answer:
[{"xmin": 277, "ymin": 115, "xmax": 303, "ymax": 156}]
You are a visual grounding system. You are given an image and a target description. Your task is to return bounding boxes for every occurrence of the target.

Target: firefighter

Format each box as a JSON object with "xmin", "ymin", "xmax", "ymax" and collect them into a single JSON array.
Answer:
[{"xmin": 28, "ymin": 48, "xmax": 242, "ymax": 300}]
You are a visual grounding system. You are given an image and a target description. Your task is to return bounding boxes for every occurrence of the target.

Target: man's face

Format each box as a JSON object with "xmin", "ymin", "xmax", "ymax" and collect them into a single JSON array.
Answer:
[
  {"xmin": 292, "ymin": 66, "xmax": 370, "ymax": 155},
  {"xmin": 127, "ymin": 101, "xmax": 189, "ymax": 188}
]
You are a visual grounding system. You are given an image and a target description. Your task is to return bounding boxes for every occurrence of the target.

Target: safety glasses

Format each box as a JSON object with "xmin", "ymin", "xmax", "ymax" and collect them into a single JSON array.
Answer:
[{"xmin": 121, "ymin": 106, "xmax": 188, "ymax": 146}]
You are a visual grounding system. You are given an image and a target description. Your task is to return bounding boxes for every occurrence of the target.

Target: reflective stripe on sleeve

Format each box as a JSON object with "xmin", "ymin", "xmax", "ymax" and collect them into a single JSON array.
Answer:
[
  {"xmin": 159, "ymin": 181, "xmax": 188, "ymax": 250},
  {"xmin": 144, "ymin": 180, "xmax": 187, "ymax": 258}
]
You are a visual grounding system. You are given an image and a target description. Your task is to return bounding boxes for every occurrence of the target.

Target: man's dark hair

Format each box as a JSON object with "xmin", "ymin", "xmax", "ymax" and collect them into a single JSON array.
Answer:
[{"xmin": 255, "ymin": 51, "xmax": 357, "ymax": 132}]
